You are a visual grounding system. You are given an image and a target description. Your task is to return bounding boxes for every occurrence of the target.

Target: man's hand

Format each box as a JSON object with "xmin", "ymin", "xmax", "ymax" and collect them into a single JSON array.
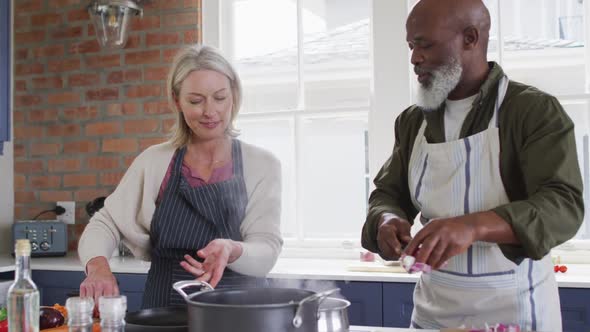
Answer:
[
  {"xmin": 403, "ymin": 211, "xmax": 519, "ymax": 270},
  {"xmin": 376, "ymin": 213, "xmax": 412, "ymax": 260},
  {"xmin": 180, "ymin": 239, "xmax": 243, "ymax": 288},
  {"xmin": 403, "ymin": 216, "xmax": 477, "ymax": 270}
]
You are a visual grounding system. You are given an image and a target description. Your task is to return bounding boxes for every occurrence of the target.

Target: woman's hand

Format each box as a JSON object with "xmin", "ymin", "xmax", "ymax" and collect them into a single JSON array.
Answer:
[
  {"xmin": 180, "ymin": 239, "xmax": 243, "ymax": 288},
  {"xmin": 79, "ymin": 256, "xmax": 119, "ymax": 311}
]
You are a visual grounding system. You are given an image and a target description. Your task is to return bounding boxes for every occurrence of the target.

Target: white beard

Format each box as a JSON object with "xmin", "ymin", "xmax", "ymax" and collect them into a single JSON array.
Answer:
[{"xmin": 415, "ymin": 58, "xmax": 463, "ymax": 111}]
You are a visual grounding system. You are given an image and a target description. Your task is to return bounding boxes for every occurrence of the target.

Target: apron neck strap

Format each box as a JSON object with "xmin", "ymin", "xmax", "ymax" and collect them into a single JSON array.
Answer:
[
  {"xmin": 173, "ymin": 146, "xmax": 187, "ymax": 174},
  {"xmin": 488, "ymin": 75, "xmax": 509, "ymax": 129}
]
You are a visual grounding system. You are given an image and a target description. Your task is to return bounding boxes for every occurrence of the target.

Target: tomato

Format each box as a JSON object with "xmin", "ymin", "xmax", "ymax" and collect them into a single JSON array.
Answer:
[
  {"xmin": 0, "ymin": 319, "xmax": 8, "ymax": 332},
  {"xmin": 559, "ymin": 265, "xmax": 568, "ymax": 273},
  {"xmin": 554, "ymin": 265, "xmax": 559, "ymax": 273}
]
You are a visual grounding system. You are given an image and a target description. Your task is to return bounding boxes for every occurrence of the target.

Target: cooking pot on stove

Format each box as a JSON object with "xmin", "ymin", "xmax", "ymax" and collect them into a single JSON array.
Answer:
[
  {"xmin": 172, "ymin": 280, "xmax": 339, "ymax": 332},
  {"xmin": 318, "ymin": 297, "xmax": 351, "ymax": 332}
]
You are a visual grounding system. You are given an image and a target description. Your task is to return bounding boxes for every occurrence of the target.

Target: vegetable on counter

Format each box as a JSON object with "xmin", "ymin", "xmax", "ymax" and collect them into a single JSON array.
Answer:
[
  {"xmin": 0, "ymin": 307, "xmax": 7, "ymax": 332},
  {"xmin": 51, "ymin": 303, "xmax": 68, "ymax": 320},
  {"xmin": 39, "ymin": 306, "xmax": 65, "ymax": 330}
]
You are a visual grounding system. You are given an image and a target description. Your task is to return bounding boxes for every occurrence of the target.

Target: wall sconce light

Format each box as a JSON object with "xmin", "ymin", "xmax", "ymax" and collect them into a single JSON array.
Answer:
[{"xmin": 88, "ymin": 0, "xmax": 144, "ymax": 49}]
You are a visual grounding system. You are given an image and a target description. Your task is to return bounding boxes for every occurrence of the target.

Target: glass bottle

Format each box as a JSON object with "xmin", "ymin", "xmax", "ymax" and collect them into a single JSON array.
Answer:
[
  {"xmin": 66, "ymin": 297, "xmax": 94, "ymax": 332},
  {"xmin": 7, "ymin": 239, "xmax": 40, "ymax": 332},
  {"xmin": 99, "ymin": 295, "xmax": 127, "ymax": 332}
]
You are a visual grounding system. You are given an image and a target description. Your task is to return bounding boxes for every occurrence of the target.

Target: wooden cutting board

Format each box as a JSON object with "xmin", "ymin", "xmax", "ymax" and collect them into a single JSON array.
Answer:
[{"xmin": 346, "ymin": 261, "xmax": 407, "ymax": 273}]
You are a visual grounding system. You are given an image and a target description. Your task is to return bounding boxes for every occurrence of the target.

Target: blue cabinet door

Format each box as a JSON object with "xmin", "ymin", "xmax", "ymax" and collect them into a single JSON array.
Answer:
[
  {"xmin": 382, "ymin": 282, "xmax": 415, "ymax": 328},
  {"xmin": 559, "ymin": 288, "xmax": 590, "ymax": 332},
  {"xmin": 336, "ymin": 281, "xmax": 382, "ymax": 327},
  {"xmin": 32, "ymin": 270, "xmax": 86, "ymax": 306},
  {"xmin": 0, "ymin": 272, "xmax": 14, "ymax": 280},
  {"xmin": 32, "ymin": 270, "xmax": 147, "ymax": 311},
  {"xmin": 116, "ymin": 273, "xmax": 147, "ymax": 311}
]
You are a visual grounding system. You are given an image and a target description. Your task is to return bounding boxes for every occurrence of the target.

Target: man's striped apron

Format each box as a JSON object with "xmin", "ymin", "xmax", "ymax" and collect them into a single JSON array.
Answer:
[{"xmin": 407, "ymin": 76, "xmax": 561, "ymax": 331}]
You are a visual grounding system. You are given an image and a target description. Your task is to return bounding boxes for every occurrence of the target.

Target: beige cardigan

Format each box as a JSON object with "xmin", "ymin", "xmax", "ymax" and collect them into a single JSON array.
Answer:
[{"xmin": 78, "ymin": 140, "xmax": 282, "ymax": 277}]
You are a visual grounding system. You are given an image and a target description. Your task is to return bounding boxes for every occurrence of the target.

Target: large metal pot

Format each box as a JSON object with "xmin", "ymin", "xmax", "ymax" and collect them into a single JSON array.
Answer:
[
  {"xmin": 173, "ymin": 280, "xmax": 338, "ymax": 332},
  {"xmin": 318, "ymin": 297, "xmax": 351, "ymax": 332}
]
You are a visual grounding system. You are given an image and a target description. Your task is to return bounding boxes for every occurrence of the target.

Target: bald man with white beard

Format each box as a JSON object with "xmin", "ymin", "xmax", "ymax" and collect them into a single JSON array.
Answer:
[{"xmin": 361, "ymin": 0, "xmax": 583, "ymax": 330}]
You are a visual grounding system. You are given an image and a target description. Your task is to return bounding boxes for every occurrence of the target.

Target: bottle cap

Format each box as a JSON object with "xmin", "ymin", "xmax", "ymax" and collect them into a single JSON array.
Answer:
[
  {"xmin": 66, "ymin": 296, "xmax": 94, "ymax": 315},
  {"xmin": 99, "ymin": 295, "xmax": 127, "ymax": 318},
  {"xmin": 14, "ymin": 239, "xmax": 31, "ymax": 256}
]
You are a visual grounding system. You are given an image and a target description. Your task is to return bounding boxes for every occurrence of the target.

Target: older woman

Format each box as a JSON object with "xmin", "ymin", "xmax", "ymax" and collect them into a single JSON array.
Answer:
[{"xmin": 78, "ymin": 45, "xmax": 282, "ymax": 308}]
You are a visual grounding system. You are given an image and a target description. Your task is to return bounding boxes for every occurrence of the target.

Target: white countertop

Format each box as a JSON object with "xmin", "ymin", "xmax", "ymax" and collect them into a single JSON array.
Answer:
[
  {"xmin": 0, "ymin": 254, "xmax": 589, "ymax": 288},
  {"xmin": 350, "ymin": 327, "xmax": 431, "ymax": 332},
  {"xmin": 0, "ymin": 263, "xmax": 14, "ymax": 273}
]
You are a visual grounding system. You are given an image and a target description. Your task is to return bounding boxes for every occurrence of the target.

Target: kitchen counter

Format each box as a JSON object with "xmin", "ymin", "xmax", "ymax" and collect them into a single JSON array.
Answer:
[
  {"xmin": 0, "ymin": 263, "xmax": 14, "ymax": 273},
  {"xmin": 350, "ymin": 327, "xmax": 431, "ymax": 332},
  {"xmin": 0, "ymin": 254, "xmax": 589, "ymax": 288}
]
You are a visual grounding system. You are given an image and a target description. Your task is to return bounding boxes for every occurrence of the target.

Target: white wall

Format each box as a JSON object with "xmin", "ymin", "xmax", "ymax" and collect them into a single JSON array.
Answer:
[
  {"xmin": 0, "ymin": 142, "xmax": 14, "ymax": 254},
  {"xmin": 1, "ymin": 0, "xmax": 13, "ymax": 255},
  {"xmin": 369, "ymin": 0, "xmax": 411, "ymax": 180}
]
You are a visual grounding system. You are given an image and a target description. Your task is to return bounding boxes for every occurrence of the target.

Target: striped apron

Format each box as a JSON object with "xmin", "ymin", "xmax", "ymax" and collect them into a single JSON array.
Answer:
[
  {"xmin": 142, "ymin": 139, "xmax": 264, "ymax": 308},
  {"xmin": 407, "ymin": 77, "xmax": 561, "ymax": 331}
]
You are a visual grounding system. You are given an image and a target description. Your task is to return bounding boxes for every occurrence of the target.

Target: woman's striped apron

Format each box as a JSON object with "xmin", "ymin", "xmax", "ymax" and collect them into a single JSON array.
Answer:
[
  {"xmin": 142, "ymin": 139, "xmax": 264, "ymax": 308},
  {"xmin": 407, "ymin": 77, "xmax": 561, "ymax": 331}
]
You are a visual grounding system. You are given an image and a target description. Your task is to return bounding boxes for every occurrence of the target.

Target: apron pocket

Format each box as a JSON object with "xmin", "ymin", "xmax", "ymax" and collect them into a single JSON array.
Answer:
[{"xmin": 415, "ymin": 271, "xmax": 519, "ymax": 328}]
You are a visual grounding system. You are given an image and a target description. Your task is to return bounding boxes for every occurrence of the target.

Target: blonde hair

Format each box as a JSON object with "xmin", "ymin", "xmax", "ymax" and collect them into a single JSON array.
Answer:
[{"xmin": 167, "ymin": 44, "xmax": 242, "ymax": 148}]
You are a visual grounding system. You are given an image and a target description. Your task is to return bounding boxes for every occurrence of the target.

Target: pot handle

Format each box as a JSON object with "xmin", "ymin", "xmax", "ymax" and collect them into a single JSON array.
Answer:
[
  {"xmin": 292, "ymin": 288, "xmax": 340, "ymax": 328},
  {"xmin": 172, "ymin": 280, "xmax": 214, "ymax": 301}
]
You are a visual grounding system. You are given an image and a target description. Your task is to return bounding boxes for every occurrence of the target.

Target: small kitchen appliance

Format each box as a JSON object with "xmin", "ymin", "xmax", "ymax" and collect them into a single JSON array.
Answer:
[{"xmin": 12, "ymin": 220, "xmax": 68, "ymax": 257}]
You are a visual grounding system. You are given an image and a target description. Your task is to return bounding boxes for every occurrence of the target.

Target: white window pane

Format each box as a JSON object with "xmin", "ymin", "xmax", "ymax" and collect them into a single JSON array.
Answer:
[
  {"xmin": 499, "ymin": 0, "xmax": 586, "ymax": 95},
  {"xmin": 221, "ymin": 0, "xmax": 298, "ymax": 112},
  {"xmin": 301, "ymin": 0, "xmax": 371, "ymax": 108},
  {"xmin": 562, "ymin": 100, "xmax": 590, "ymax": 239},
  {"xmin": 484, "ymin": 0, "xmax": 501, "ymax": 63},
  {"xmin": 299, "ymin": 115, "xmax": 368, "ymax": 239},
  {"xmin": 236, "ymin": 117, "xmax": 297, "ymax": 237}
]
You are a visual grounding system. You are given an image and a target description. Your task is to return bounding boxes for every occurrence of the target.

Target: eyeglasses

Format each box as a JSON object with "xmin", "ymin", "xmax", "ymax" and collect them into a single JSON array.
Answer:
[{"xmin": 554, "ymin": 265, "xmax": 568, "ymax": 273}]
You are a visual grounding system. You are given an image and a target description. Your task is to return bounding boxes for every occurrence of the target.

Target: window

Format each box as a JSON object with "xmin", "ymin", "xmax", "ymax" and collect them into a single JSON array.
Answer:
[
  {"xmin": 204, "ymin": 0, "xmax": 372, "ymax": 247},
  {"xmin": 204, "ymin": 0, "xmax": 590, "ymax": 253},
  {"xmin": 485, "ymin": 0, "xmax": 590, "ymax": 248},
  {"xmin": 408, "ymin": 0, "xmax": 590, "ymax": 245},
  {"xmin": 486, "ymin": 0, "xmax": 590, "ymax": 241}
]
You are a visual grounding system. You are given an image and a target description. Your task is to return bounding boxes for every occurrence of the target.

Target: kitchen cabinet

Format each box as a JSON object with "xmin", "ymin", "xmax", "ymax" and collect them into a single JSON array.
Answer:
[
  {"xmin": 32, "ymin": 270, "xmax": 147, "ymax": 311},
  {"xmin": 29, "ymin": 270, "xmax": 590, "ymax": 332},
  {"xmin": 31, "ymin": 270, "xmax": 383, "ymax": 325},
  {"xmin": 559, "ymin": 288, "xmax": 590, "ymax": 332},
  {"xmin": 380, "ymin": 282, "xmax": 590, "ymax": 332},
  {"xmin": 336, "ymin": 281, "xmax": 383, "ymax": 327},
  {"xmin": 382, "ymin": 282, "xmax": 414, "ymax": 328}
]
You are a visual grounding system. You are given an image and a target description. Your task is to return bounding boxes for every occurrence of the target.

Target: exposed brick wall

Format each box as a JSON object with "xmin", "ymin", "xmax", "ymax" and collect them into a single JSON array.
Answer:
[{"xmin": 13, "ymin": 0, "xmax": 201, "ymax": 222}]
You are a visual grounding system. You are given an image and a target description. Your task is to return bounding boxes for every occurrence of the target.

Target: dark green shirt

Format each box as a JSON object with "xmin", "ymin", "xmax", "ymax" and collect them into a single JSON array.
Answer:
[{"xmin": 362, "ymin": 63, "xmax": 584, "ymax": 262}]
